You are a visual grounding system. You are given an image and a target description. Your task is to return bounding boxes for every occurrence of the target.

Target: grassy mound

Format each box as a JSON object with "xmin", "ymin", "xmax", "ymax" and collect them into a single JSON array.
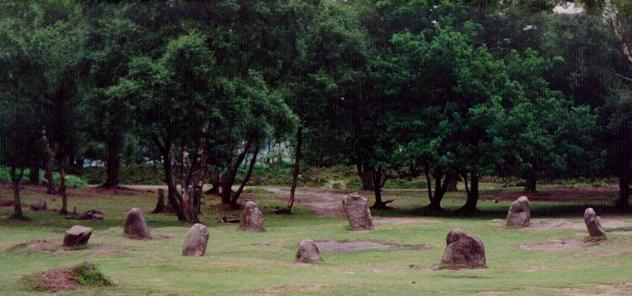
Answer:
[{"xmin": 20, "ymin": 262, "xmax": 112, "ymax": 292}]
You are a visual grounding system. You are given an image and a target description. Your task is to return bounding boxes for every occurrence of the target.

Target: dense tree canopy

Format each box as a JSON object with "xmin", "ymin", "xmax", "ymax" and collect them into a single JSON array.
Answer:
[{"xmin": 1, "ymin": 0, "xmax": 631, "ymax": 220}]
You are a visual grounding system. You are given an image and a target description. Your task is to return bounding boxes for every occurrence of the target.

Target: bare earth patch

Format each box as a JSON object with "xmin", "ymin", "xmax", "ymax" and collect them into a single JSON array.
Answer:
[
  {"xmin": 151, "ymin": 234, "xmax": 172, "ymax": 240},
  {"xmin": 373, "ymin": 217, "xmax": 440, "ymax": 225},
  {"xmin": 20, "ymin": 262, "xmax": 113, "ymax": 293},
  {"xmin": 7, "ymin": 239, "xmax": 125, "ymax": 255},
  {"xmin": 251, "ymin": 284, "xmax": 327, "ymax": 296},
  {"xmin": 315, "ymin": 240, "xmax": 430, "ymax": 253},
  {"xmin": 7, "ymin": 240, "xmax": 58, "ymax": 252},
  {"xmin": 552, "ymin": 282, "xmax": 632, "ymax": 296},
  {"xmin": 21, "ymin": 267, "xmax": 83, "ymax": 293},
  {"xmin": 267, "ymin": 187, "xmax": 348, "ymax": 216},
  {"xmin": 526, "ymin": 219, "xmax": 627, "ymax": 230},
  {"xmin": 519, "ymin": 239, "xmax": 601, "ymax": 251}
]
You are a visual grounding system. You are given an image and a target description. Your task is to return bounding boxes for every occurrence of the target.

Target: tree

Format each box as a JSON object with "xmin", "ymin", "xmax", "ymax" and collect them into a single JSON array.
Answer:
[{"xmin": 0, "ymin": 7, "xmax": 48, "ymax": 219}]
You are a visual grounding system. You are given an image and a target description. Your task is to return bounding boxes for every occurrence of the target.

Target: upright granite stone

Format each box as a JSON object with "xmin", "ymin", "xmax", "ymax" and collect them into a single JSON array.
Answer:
[
  {"xmin": 505, "ymin": 196, "xmax": 531, "ymax": 227},
  {"xmin": 584, "ymin": 208, "xmax": 607, "ymax": 240},
  {"xmin": 30, "ymin": 198, "xmax": 47, "ymax": 211},
  {"xmin": 124, "ymin": 208, "xmax": 151, "ymax": 239},
  {"xmin": 63, "ymin": 225, "xmax": 93, "ymax": 247},
  {"xmin": 342, "ymin": 194, "xmax": 374, "ymax": 231},
  {"xmin": 239, "ymin": 201, "xmax": 265, "ymax": 232},
  {"xmin": 182, "ymin": 223, "xmax": 209, "ymax": 256},
  {"xmin": 296, "ymin": 240, "xmax": 321, "ymax": 264},
  {"xmin": 439, "ymin": 229, "xmax": 486, "ymax": 269}
]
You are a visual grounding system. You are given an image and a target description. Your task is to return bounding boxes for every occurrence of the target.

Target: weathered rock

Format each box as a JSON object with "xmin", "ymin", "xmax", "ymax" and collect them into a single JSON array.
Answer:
[
  {"xmin": 296, "ymin": 240, "xmax": 321, "ymax": 263},
  {"xmin": 124, "ymin": 208, "xmax": 151, "ymax": 239},
  {"xmin": 63, "ymin": 225, "xmax": 93, "ymax": 247},
  {"xmin": 505, "ymin": 196, "xmax": 530, "ymax": 227},
  {"xmin": 439, "ymin": 228, "xmax": 486, "ymax": 269},
  {"xmin": 239, "ymin": 201, "xmax": 265, "ymax": 232},
  {"xmin": 30, "ymin": 198, "xmax": 47, "ymax": 211},
  {"xmin": 342, "ymin": 194, "xmax": 374, "ymax": 231},
  {"xmin": 182, "ymin": 223, "xmax": 209, "ymax": 256},
  {"xmin": 584, "ymin": 208, "xmax": 607, "ymax": 240},
  {"xmin": 78, "ymin": 209, "xmax": 104, "ymax": 220}
]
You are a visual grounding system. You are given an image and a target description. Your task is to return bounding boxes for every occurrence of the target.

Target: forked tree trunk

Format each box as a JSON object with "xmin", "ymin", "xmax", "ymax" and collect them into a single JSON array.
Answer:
[
  {"xmin": 182, "ymin": 123, "xmax": 209, "ymax": 223},
  {"xmin": 288, "ymin": 126, "xmax": 303, "ymax": 213},
  {"xmin": 164, "ymin": 144, "xmax": 184, "ymax": 220},
  {"xmin": 357, "ymin": 164, "xmax": 374, "ymax": 191},
  {"xmin": 231, "ymin": 146, "xmax": 259, "ymax": 206},
  {"xmin": 425, "ymin": 170, "xmax": 452, "ymax": 211},
  {"xmin": 220, "ymin": 138, "xmax": 253, "ymax": 206},
  {"xmin": 58, "ymin": 165, "xmax": 68, "ymax": 215},
  {"xmin": 372, "ymin": 167, "xmax": 389, "ymax": 209},
  {"xmin": 10, "ymin": 166, "xmax": 24, "ymax": 219},
  {"xmin": 460, "ymin": 173, "xmax": 479, "ymax": 213}
]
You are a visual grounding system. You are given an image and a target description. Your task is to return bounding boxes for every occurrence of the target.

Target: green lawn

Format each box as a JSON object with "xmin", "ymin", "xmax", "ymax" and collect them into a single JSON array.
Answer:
[{"xmin": 1, "ymin": 185, "xmax": 631, "ymax": 295}]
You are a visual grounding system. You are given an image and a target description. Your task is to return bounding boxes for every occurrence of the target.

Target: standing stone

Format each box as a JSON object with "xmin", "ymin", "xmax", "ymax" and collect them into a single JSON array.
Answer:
[
  {"xmin": 239, "ymin": 201, "xmax": 265, "ymax": 232},
  {"xmin": 439, "ymin": 228, "xmax": 486, "ymax": 269},
  {"xmin": 584, "ymin": 208, "xmax": 607, "ymax": 240},
  {"xmin": 182, "ymin": 223, "xmax": 209, "ymax": 256},
  {"xmin": 63, "ymin": 225, "xmax": 93, "ymax": 247},
  {"xmin": 124, "ymin": 208, "xmax": 151, "ymax": 239},
  {"xmin": 342, "ymin": 194, "xmax": 374, "ymax": 231},
  {"xmin": 505, "ymin": 196, "xmax": 531, "ymax": 227},
  {"xmin": 296, "ymin": 240, "xmax": 321, "ymax": 264},
  {"xmin": 30, "ymin": 198, "xmax": 47, "ymax": 211}
]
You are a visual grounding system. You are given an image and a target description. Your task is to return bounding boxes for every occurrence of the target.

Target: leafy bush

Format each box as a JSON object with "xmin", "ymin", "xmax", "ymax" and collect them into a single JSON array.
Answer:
[{"xmin": 72, "ymin": 262, "xmax": 113, "ymax": 287}]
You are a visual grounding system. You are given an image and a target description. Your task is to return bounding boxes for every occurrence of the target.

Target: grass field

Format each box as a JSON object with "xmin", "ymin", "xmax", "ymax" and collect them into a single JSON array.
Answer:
[{"xmin": 1, "ymin": 184, "xmax": 631, "ymax": 295}]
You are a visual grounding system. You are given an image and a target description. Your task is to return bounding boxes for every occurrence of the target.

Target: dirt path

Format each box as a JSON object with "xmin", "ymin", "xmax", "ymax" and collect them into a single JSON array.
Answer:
[{"xmin": 265, "ymin": 187, "xmax": 348, "ymax": 217}]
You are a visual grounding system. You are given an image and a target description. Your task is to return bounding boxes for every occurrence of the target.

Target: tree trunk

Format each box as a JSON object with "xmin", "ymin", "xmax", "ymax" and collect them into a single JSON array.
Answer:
[
  {"xmin": 220, "ymin": 138, "xmax": 253, "ymax": 206},
  {"xmin": 152, "ymin": 188, "xmax": 166, "ymax": 213},
  {"xmin": 447, "ymin": 179, "xmax": 457, "ymax": 192},
  {"xmin": 205, "ymin": 172, "xmax": 220, "ymax": 195},
  {"xmin": 371, "ymin": 167, "xmax": 388, "ymax": 209},
  {"xmin": 164, "ymin": 144, "xmax": 185, "ymax": 220},
  {"xmin": 524, "ymin": 172, "xmax": 537, "ymax": 193},
  {"xmin": 288, "ymin": 126, "xmax": 303, "ymax": 212},
  {"xmin": 231, "ymin": 146, "xmax": 259, "ymax": 206},
  {"xmin": 357, "ymin": 164, "xmax": 374, "ymax": 191},
  {"xmin": 424, "ymin": 168, "xmax": 434, "ymax": 204},
  {"xmin": 44, "ymin": 145, "xmax": 55, "ymax": 194},
  {"xmin": 58, "ymin": 165, "xmax": 68, "ymax": 215},
  {"xmin": 104, "ymin": 132, "xmax": 121, "ymax": 188},
  {"xmin": 10, "ymin": 166, "xmax": 24, "ymax": 219},
  {"xmin": 29, "ymin": 161, "xmax": 39, "ymax": 185},
  {"xmin": 460, "ymin": 173, "xmax": 479, "ymax": 213},
  {"xmin": 182, "ymin": 122, "xmax": 209, "ymax": 223},
  {"xmin": 617, "ymin": 173, "xmax": 630, "ymax": 210},
  {"xmin": 605, "ymin": 0, "xmax": 632, "ymax": 67},
  {"xmin": 426, "ymin": 171, "xmax": 452, "ymax": 211}
]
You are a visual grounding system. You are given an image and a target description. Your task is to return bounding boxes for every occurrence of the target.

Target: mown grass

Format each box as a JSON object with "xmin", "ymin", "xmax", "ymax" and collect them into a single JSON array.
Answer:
[{"xmin": 0, "ymin": 184, "xmax": 631, "ymax": 295}]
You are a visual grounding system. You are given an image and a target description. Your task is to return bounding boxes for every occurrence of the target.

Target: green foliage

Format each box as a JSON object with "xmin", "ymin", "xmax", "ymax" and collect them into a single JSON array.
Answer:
[
  {"xmin": 72, "ymin": 262, "xmax": 113, "ymax": 287},
  {"xmin": 0, "ymin": 167, "xmax": 87, "ymax": 188}
]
